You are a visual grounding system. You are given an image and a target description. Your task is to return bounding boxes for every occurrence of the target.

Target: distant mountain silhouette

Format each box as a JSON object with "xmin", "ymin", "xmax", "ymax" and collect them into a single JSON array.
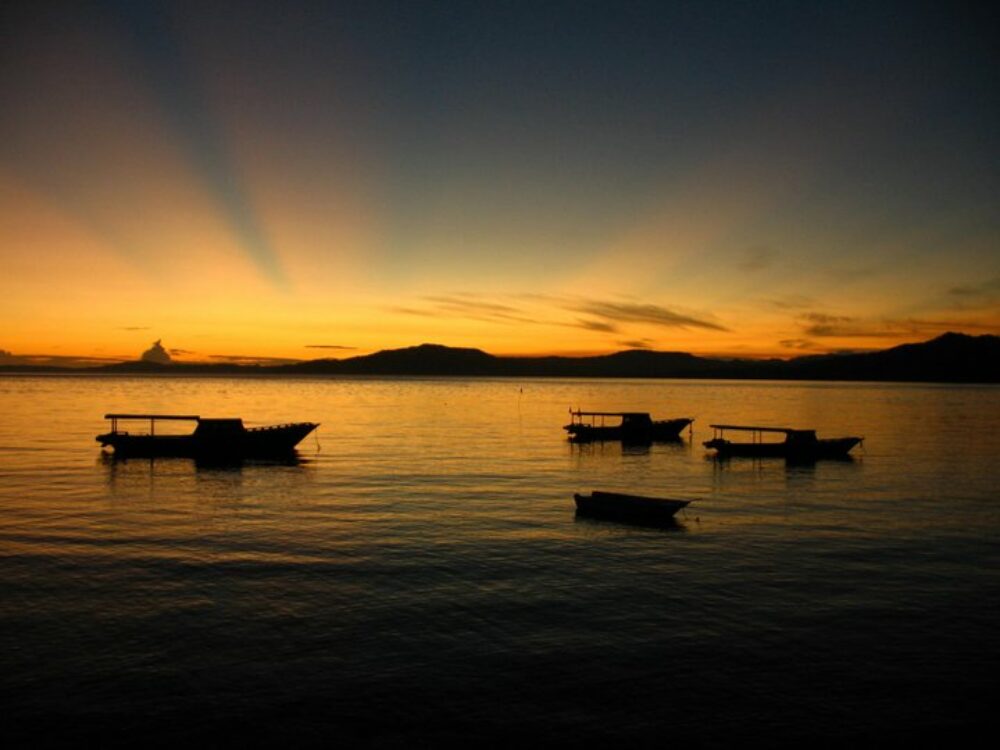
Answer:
[
  {"xmin": 780, "ymin": 332, "xmax": 1000, "ymax": 383},
  {"xmin": 2, "ymin": 333, "xmax": 996, "ymax": 383},
  {"xmin": 280, "ymin": 333, "xmax": 999, "ymax": 382},
  {"xmin": 291, "ymin": 343, "xmax": 498, "ymax": 376}
]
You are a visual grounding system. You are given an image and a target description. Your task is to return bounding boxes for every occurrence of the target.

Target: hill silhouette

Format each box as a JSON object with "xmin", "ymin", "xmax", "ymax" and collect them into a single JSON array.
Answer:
[
  {"xmin": 277, "ymin": 333, "xmax": 997, "ymax": 382},
  {"xmin": 291, "ymin": 344, "xmax": 499, "ymax": 376},
  {"xmin": 780, "ymin": 332, "xmax": 1000, "ymax": 382},
  {"xmin": 2, "ymin": 333, "xmax": 996, "ymax": 383}
]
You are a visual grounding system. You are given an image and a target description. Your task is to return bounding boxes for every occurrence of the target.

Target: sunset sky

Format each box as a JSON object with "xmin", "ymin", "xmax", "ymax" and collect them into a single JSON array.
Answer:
[{"xmin": 1, "ymin": 0, "xmax": 997, "ymax": 365}]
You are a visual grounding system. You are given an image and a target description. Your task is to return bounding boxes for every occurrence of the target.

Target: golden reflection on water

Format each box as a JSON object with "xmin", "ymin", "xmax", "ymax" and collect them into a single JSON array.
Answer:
[{"xmin": 0, "ymin": 375, "xmax": 997, "ymax": 743}]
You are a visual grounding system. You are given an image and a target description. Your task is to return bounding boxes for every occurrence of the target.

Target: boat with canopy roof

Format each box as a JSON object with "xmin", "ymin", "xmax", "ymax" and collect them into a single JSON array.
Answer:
[
  {"xmin": 96, "ymin": 414, "xmax": 318, "ymax": 458},
  {"xmin": 564, "ymin": 411, "xmax": 692, "ymax": 443},
  {"xmin": 703, "ymin": 424, "xmax": 861, "ymax": 459}
]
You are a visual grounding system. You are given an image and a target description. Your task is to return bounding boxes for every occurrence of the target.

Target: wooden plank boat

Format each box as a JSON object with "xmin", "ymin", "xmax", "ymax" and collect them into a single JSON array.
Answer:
[
  {"xmin": 703, "ymin": 424, "xmax": 862, "ymax": 460},
  {"xmin": 574, "ymin": 491, "xmax": 691, "ymax": 522},
  {"xmin": 564, "ymin": 411, "xmax": 692, "ymax": 443},
  {"xmin": 96, "ymin": 414, "xmax": 318, "ymax": 458}
]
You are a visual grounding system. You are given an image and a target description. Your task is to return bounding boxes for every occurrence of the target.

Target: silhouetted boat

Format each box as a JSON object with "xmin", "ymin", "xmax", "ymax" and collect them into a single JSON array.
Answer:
[
  {"xmin": 96, "ymin": 414, "xmax": 318, "ymax": 458},
  {"xmin": 703, "ymin": 424, "xmax": 862, "ymax": 459},
  {"xmin": 564, "ymin": 411, "xmax": 692, "ymax": 443},
  {"xmin": 574, "ymin": 491, "xmax": 691, "ymax": 522}
]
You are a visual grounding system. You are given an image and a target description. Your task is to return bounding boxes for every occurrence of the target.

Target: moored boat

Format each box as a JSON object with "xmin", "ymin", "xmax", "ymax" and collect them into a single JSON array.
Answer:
[
  {"xmin": 564, "ymin": 411, "xmax": 692, "ymax": 443},
  {"xmin": 574, "ymin": 491, "xmax": 691, "ymax": 522},
  {"xmin": 703, "ymin": 424, "xmax": 861, "ymax": 460},
  {"xmin": 96, "ymin": 414, "xmax": 318, "ymax": 458}
]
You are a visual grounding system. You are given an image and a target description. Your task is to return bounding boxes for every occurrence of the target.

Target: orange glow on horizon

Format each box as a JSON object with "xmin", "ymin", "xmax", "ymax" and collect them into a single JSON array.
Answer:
[{"xmin": 2, "ymin": 4, "xmax": 997, "ymax": 368}]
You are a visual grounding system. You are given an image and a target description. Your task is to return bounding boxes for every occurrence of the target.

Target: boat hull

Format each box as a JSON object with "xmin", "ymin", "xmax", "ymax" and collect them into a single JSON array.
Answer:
[
  {"xmin": 97, "ymin": 422, "xmax": 318, "ymax": 458},
  {"xmin": 566, "ymin": 418, "xmax": 692, "ymax": 444},
  {"xmin": 574, "ymin": 491, "xmax": 691, "ymax": 523},
  {"xmin": 703, "ymin": 436, "xmax": 861, "ymax": 459}
]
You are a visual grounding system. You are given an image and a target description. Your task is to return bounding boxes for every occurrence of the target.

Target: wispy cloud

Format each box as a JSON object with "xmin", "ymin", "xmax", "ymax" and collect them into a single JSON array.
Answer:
[
  {"xmin": 800, "ymin": 312, "xmax": 854, "ymax": 324},
  {"xmin": 391, "ymin": 306, "xmax": 437, "ymax": 318},
  {"xmin": 796, "ymin": 312, "xmax": 998, "ymax": 339},
  {"xmin": 574, "ymin": 319, "xmax": 619, "ymax": 333},
  {"xmin": 208, "ymin": 354, "xmax": 301, "ymax": 365},
  {"xmin": 393, "ymin": 292, "xmax": 730, "ymax": 339},
  {"xmin": 392, "ymin": 294, "xmax": 542, "ymax": 326},
  {"xmin": 797, "ymin": 312, "xmax": 881, "ymax": 338},
  {"xmin": 422, "ymin": 295, "xmax": 539, "ymax": 325},
  {"xmin": 305, "ymin": 344, "xmax": 357, "ymax": 350},
  {"xmin": 826, "ymin": 264, "xmax": 879, "ymax": 284},
  {"xmin": 426, "ymin": 295, "xmax": 520, "ymax": 314},
  {"xmin": 0, "ymin": 350, "xmax": 125, "ymax": 367},
  {"xmin": 903, "ymin": 318, "xmax": 999, "ymax": 333},
  {"xmin": 803, "ymin": 323, "xmax": 903, "ymax": 338},
  {"xmin": 738, "ymin": 245, "xmax": 776, "ymax": 272},
  {"xmin": 118, "ymin": 326, "xmax": 150, "ymax": 331},
  {"xmin": 948, "ymin": 276, "xmax": 1000, "ymax": 297},
  {"xmin": 572, "ymin": 301, "xmax": 729, "ymax": 332},
  {"xmin": 779, "ymin": 338, "xmax": 817, "ymax": 350},
  {"xmin": 618, "ymin": 339, "xmax": 656, "ymax": 349},
  {"xmin": 769, "ymin": 295, "xmax": 816, "ymax": 310}
]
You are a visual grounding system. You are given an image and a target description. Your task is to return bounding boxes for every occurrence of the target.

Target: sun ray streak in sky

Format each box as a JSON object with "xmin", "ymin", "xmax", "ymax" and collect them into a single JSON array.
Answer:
[{"xmin": 111, "ymin": 0, "xmax": 285, "ymax": 286}]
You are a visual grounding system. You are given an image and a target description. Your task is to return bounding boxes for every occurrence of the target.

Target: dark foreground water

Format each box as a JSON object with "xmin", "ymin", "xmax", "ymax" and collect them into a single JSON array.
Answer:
[{"xmin": 1, "ymin": 375, "xmax": 997, "ymax": 746}]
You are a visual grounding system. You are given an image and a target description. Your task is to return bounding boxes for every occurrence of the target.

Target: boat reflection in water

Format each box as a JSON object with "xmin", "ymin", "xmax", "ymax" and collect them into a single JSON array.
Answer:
[{"xmin": 99, "ymin": 451, "xmax": 307, "ymax": 471}]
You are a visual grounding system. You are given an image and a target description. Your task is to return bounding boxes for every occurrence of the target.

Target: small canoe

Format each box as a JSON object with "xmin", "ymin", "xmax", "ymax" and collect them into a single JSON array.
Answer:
[{"xmin": 574, "ymin": 491, "xmax": 691, "ymax": 523}]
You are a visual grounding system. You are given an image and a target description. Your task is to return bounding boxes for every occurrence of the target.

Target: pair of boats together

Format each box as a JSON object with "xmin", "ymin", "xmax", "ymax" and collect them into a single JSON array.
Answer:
[{"xmin": 564, "ymin": 410, "xmax": 862, "ymax": 460}]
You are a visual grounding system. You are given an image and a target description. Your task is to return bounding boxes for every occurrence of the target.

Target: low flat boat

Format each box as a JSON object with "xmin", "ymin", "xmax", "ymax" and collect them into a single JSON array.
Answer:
[
  {"xmin": 574, "ymin": 491, "xmax": 691, "ymax": 522},
  {"xmin": 96, "ymin": 414, "xmax": 318, "ymax": 458},
  {"xmin": 703, "ymin": 424, "xmax": 862, "ymax": 460},
  {"xmin": 564, "ymin": 411, "xmax": 692, "ymax": 443}
]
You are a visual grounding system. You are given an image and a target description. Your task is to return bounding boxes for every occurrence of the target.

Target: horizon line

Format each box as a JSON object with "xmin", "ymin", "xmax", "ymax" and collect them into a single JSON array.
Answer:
[{"xmin": 1, "ymin": 331, "xmax": 994, "ymax": 370}]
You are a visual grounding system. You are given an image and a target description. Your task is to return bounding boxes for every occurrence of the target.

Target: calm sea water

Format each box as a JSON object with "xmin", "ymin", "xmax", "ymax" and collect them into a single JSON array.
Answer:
[{"xmin": 1, "ymin": 374, "xmax": 997, "ymax": 745}]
